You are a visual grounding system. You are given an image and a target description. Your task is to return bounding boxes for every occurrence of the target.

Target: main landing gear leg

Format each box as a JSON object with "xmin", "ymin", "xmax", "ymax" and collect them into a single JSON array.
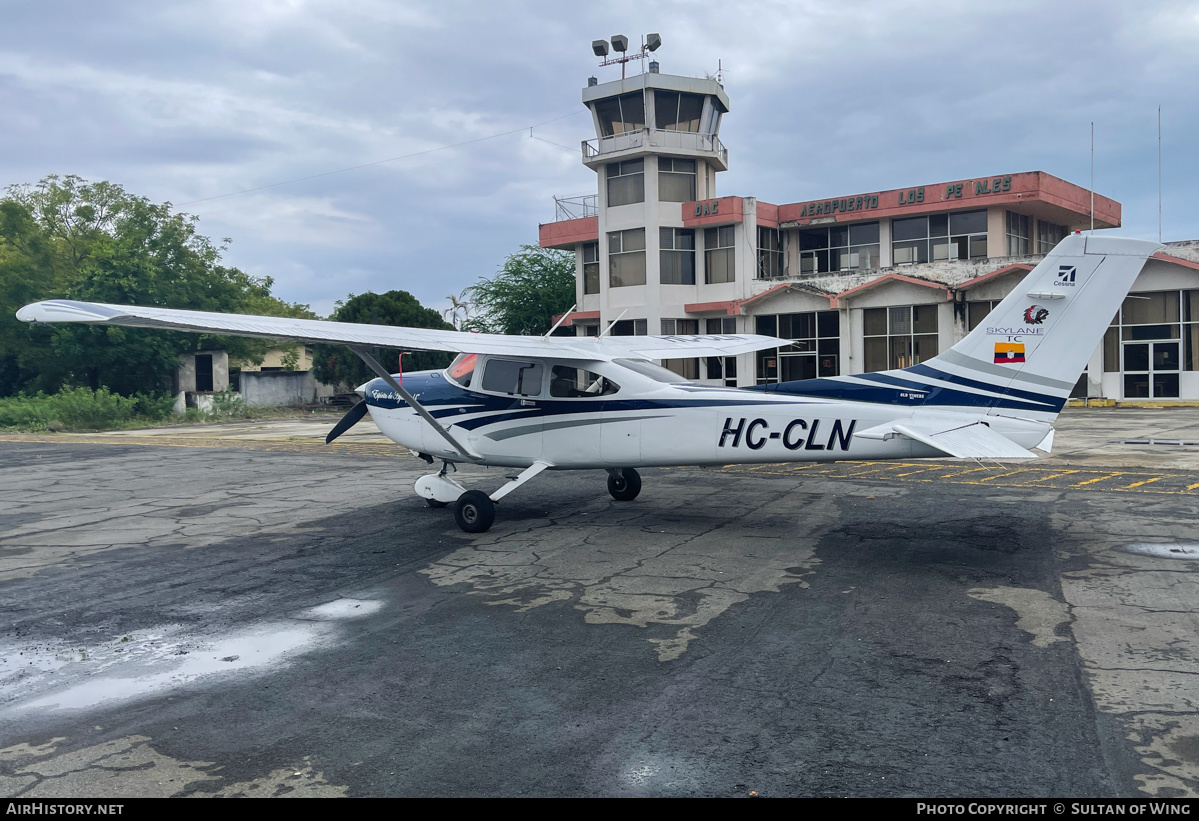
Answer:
[{"xmin": 606, "ymin": 468, "xmax": 642, "ymax": 501}]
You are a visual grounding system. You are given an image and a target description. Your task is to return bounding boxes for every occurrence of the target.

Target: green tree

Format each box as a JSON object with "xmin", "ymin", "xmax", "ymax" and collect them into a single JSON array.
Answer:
[
  {"xmin": 463, "ymin": 245, "xmax": 575, "ymax": 335},
  {"xmin": 0, "ymin": 175, "xmax": 312, "ymax": 397},
  {"xmin": 312, "ymin": 290, "xmax": 453, "ymax": 390}
]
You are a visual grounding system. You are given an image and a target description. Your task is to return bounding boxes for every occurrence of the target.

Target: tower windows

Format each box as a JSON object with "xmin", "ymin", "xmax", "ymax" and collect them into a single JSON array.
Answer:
[
  {"xmin": 653, "ymin": 91, "xmax": 704, "ymax": 133},
  {"xmin": 608, "ymin": 228, "xmax": 646, "ymax": 287},
  {"xmin": 606, "ymin": 159, "xmax": 644, "ymax": 207},
  {"xmin": 658, "ymin": 157, "xmax": 696, "ymax": 202},
  {"xmin": 594, "ymin": 92, "xmax": 646, "ymax": 137}
]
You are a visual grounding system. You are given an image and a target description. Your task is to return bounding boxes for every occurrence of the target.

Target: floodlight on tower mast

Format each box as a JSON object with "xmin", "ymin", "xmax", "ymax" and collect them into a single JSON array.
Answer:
[{"xmin": 592, "ymin": 32, "xmax": 661, "ymax": 79}]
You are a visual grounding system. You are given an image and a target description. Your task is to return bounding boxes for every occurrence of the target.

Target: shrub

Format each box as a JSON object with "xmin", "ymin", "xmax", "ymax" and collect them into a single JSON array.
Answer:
[{"xmin": 0, "ymin": 387, "xmax": 174, "ymax": 431}]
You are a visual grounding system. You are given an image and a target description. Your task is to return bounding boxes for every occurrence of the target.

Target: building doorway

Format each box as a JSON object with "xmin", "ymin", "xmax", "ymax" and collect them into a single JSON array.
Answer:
[{"xmin": 1122, "ymin": 340, "xmax": 1180, "ymax": 398}]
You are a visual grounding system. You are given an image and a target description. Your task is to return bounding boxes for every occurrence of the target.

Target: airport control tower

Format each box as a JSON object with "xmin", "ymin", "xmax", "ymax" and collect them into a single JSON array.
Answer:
[{"xmin": 541, "ymin": 35, "xmax": 752, "ymax": 381}]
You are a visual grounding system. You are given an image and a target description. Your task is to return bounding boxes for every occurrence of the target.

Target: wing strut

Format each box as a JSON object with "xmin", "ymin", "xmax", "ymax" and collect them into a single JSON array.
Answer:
[{"xmin": 350, "ymin": 347, "xmax": 484, "ymax": 463}]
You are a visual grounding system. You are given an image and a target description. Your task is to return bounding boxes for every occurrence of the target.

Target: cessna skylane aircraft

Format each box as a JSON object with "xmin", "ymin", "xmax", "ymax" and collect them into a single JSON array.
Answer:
[{"xmin": 18, "ymin": 234, "xmax": 1160, "ymax": 533}]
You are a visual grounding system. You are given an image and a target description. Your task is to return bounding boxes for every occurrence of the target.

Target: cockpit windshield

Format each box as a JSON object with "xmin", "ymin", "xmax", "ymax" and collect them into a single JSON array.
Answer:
[
  {"xmin": 446, "ymin": 353, "xmax": 478, "ymax": 387},
  {"xmin": 612, "ymin": 358, "xmax": 694, "ymax": 383}
]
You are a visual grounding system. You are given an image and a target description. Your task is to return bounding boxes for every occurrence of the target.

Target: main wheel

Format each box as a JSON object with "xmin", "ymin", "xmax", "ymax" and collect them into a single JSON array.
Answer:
[
  {"xmin": 607, "ymin": 468, "xmax": 642, "ymax": 501},
  {"xmin": 454, "ymin": 490, "xmax": 495, "ymax": 533}
]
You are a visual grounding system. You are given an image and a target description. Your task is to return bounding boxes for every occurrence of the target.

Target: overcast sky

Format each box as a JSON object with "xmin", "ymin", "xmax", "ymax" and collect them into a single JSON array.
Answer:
[{"xmin": 3, "ymin": 0, "xmax": 1196, "ymax": 316}]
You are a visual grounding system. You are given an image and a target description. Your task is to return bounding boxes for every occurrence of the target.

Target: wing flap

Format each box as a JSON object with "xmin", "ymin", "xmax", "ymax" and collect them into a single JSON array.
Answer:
[{"xmin": 16, "ymin": 300, "xmax": 783, "ymax": 360}]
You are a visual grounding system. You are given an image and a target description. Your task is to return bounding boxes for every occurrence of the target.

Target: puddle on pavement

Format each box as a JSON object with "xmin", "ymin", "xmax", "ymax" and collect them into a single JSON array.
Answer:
[
  {"xmin": 1117, "ymin": 543, "xmax": 1199, "ymax": 560},
  {"xmin": 0, "ymin": 598, "xmax": 382, "ymax": 713}
]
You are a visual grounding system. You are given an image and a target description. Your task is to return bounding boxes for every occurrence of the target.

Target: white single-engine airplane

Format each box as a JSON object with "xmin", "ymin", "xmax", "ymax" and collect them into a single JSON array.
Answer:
[{"xmin": 18, "ymin": 234, "xmax": 1160, "ymax": 533}]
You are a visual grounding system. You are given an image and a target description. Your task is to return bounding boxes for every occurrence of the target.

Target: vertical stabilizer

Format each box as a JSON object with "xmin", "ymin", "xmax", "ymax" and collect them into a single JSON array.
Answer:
[{"xmin": 912, "ymin": 234, "xmax": 1161, "ymax": 415}]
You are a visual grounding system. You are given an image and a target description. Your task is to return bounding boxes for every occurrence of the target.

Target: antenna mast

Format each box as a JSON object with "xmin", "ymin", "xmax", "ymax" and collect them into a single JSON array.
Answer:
[{"xmin": 1090, "ymin": 122, "xmax": 1095, "ymax": 234}]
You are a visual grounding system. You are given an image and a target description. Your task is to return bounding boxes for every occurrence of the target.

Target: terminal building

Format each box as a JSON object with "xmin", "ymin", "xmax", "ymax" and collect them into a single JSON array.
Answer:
[{"xmin": 538, "ymin": 62, "xmax": 1199, "ymax": 402}]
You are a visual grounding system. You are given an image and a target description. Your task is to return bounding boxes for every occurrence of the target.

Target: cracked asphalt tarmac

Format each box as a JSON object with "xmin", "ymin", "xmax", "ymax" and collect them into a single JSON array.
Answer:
[{"xmin": 2, "ymin": 408, "xmax": 1199, "ymax": 797}]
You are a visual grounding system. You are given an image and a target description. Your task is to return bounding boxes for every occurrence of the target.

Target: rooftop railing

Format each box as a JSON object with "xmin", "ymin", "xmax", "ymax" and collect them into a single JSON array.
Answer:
[
  {"xmin": 582, "ymin": 128, "xmax": 727, "ymax": 166},
  {"xmin": 552, "ymin": 194, "xmax": 598, "ymax": 222}
]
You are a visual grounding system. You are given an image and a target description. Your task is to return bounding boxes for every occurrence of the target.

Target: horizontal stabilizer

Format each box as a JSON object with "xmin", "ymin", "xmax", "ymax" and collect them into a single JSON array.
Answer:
[{"xmin": 891, "ymin": 421, "xmax": 1036, "ymax": 459}]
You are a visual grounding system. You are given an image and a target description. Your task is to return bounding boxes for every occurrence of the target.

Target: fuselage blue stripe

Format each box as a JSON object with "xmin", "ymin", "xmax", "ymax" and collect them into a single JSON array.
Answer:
[
  {"xmin": 906, "ymin": 364, "xmax": 1063, "ymax": 406},
  {"xmin": 752, "ymin": 376, "xmax": 1061, "ymax": 413}
]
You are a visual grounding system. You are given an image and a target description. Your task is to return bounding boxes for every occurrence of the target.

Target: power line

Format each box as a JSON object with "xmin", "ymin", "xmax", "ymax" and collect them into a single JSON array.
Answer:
[{"xmin": 178, "ymin": 109, "xmax": 586, "ymax": 207}]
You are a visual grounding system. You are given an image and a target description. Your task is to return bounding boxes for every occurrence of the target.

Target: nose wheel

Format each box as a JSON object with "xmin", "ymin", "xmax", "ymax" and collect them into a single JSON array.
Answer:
[{"xmin": 607, "ymin": 468, "xmax": 641, "ymax": 501}]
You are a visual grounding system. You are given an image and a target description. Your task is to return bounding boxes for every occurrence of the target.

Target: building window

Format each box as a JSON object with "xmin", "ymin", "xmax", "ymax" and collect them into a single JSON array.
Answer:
[
  {"xmin": 1006, "ymin": 211, "xmax": 1031, "ymax": 256},
  {"xmin": 967, "ymin": 300, "xmax": 1000, "ymax": 332},
  {"xmin": 754, "ymin": 311, "xmax": 840, "ymax": 384},
  {"xmin": 704, "ymin": 225, "xmax": 735, "ymax": 284},
  {"xmin": 660, "ymin": 319, "xmax": 700, "ymax": 379},
  {"xmin": 582, "ymin": 242, "xmax": 599, "ymax": 295},
  {"xmin": 1038, "ymin": 220, "xmax": 1067, "ymax": 253},
  {"xmin": 609, "ymin": 318, "xmax": 648, "ymax": 336},
  {"xmin": 608, "ymin": 228, "xmax": 646, "ymax": 287},
  {"xmin": 578, "ymin": 323, "xmax": 600, "ymax": 338},
  {"xmin": 654, "ymin": 91, "xmax": 704, "ymax": 132},
  {"xmin": 705, "ymin": 318, "xmax": 738, "ymax": 387},
  {"xmin": 658, "ymin": 157, "xmax": 696, "ymax": 202},
  {"xmin": 594, "ymin": 92, "xmax": 645, "ymax": 137},
  {"xmin": 1103, "ymin": 290, "xmax": 1195, "ymax": 399},
  {"xmin": 863, "ymin": 306, "xmax": 939, "ymax": 371},
  {"xmin": 606, "ymin": 159, "xmax": 644, "ymax": 207},
  {"xmin": 892, "ymin": 210, "xmax": 987, "ymax": 265},
  {"xmin": 659, "ymin": 228, "xmax": 695, "ymax": 285},
  {"xmin": 799, "ymin": 223, "xmax": 880, "ymax": 273},
  {"xmin": 195, "ymin": 354, "xmax": 214, "ymax": 392},
  {"xmin": 661, "ymin": 318, "xmax": 699, "ymax": 335},
  {"xmin": 758, "ymin": 227, "xmax": 783, "ymax": 279}
]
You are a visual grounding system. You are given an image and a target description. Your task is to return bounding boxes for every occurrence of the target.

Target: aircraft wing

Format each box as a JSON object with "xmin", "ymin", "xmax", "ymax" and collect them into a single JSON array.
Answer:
[
  {"xmin": 15, "ymin": 300, "xmax": 785, "ymax": 360},
  {"xmin": 857, "ymin": 417, "xmax": 1037, "ymax": 459}
]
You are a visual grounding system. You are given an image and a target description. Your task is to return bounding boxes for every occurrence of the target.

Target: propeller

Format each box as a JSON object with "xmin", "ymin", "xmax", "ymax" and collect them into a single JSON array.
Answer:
[{"xmin": 325, "ymin": 400, "xmax": 368, "ymax": 444}]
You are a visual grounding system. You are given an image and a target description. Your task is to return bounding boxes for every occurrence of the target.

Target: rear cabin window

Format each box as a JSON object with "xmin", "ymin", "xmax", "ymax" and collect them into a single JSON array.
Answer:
[
  {"xmin": 612, "ymin": 358, "xmax": 693, "ymax": 383},
  {"xmin": 481, "ymin": 359, "xmax": 544, "ymax": 396},
  {"xmin": 549, "ymin": 366, "xmax": 620, "ymax": 398}
]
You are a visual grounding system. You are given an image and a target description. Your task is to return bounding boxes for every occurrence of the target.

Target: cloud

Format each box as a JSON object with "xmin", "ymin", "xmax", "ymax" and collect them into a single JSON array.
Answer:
[{"xmin": 1, "ymin": 0, "xmax": 1196, "ymax": 312}]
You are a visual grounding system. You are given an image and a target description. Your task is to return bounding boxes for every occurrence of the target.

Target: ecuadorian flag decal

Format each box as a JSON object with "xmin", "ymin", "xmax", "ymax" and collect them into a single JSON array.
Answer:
[{"xmin": 994, "ymin": 342, "xmax": 1026, "ymax": 364}]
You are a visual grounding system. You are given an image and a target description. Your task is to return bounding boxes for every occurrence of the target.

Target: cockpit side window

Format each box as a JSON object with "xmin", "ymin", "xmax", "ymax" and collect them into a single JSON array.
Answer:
[
  {"xmin": 549, "ymin": 365, "xmax": 620, "ymax": 398},
  {"xmin": 446, "ymin": 353, "xmax": 478, "ymax": 387},
  {"xmin": 481, "ymin": 359, "xmax": 544, "ymax": 397}
]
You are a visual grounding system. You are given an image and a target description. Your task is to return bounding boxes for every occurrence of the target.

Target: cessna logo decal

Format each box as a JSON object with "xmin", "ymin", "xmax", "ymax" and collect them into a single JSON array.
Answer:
[
  {"xmin": 719, "ymin": 417, "xmax": 856, "ymax": 451},
  {"xmin": 1023, "ymin": 305, "xmax": 1049, "ymax": 325},
  {"xmin": 1055, "ymin": 265, "xmax": 1077, "ymax": 287}
]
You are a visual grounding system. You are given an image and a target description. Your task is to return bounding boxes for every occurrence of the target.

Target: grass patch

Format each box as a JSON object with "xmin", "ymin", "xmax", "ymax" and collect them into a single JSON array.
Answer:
[
  {"xmin": 0, "ymin": 388, "xmax": 335, "ymax": 432},
  {"xmin": 0, "ymin": 387, "xmax": 172, "ymax": 431}
]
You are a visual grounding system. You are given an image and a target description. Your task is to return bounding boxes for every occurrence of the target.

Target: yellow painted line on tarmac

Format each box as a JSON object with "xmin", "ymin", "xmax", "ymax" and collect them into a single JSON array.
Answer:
[
  {"xmin": 1070, "ymin": 473, "xmax": 1124, "ymax": 487},
  {"xmin": 973, "ymin": 470, "xmax": 1029, "ymax": 483},
  {"xmin": 713, "ymin": 459, "xmax": 1199, "ymax": 497},
  {"xmin": 1020, "ymin": 470, "xmax": 1082, "ymax": 483},
  {"xmin": 894, "ymin": 466, "xmax": 951, "ymax": 477},
  {"xmin": 930, "ymin": 466, "xmax": 994, "ymax": 480}
]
